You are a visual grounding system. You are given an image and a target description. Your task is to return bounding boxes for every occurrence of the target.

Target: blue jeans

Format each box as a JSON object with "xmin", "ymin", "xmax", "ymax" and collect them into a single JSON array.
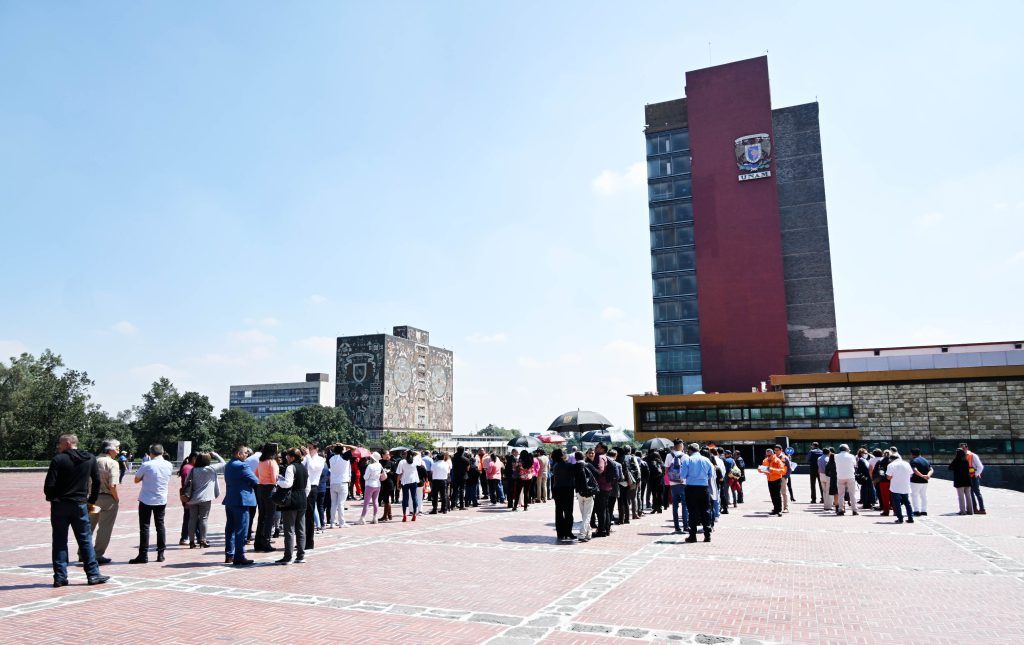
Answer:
[
  {"xmin": 712, "ymin": 497, "xmax": 721, "ymax": 524},
  {"xmin": 970, "ymin": 478, "xmax": 985, "ymax": 512},
  {"xmin": 51, "ymin": 500, "xmax": 100, "ymax": 582},
  {"xmin": 402, "ymin": 483, "xmax": 421, "ymax": 515},
  {"xmin": 670, "ymin": 484, "xmax": 689, "ymax": 531},
  {"xmin": 891, "ymin": 492, "xmax": 913, "ymax": 521},
  {"xmin": 224, "ymin": 505, "xmax": 250, "ymax": 562},
  {"xmin": 466, "ymin": 481, "xmax": 479, "ymax": 505}
]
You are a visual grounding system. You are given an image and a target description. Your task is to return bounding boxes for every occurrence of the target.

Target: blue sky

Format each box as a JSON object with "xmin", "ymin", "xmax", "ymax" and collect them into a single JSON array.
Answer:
[{"xmin": 2, "ymin": 2, "xmax": 1022, "ymax": 433}]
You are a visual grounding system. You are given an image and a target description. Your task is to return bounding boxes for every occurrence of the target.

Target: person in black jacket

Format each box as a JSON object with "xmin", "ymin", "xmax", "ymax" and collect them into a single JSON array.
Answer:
[
  {"xmin": 550, "ymin": 449, "xmax": 577, "ymax": 542},
  {"xmin": 44, "ymin": 434, "xmax": 109, "ymax": 588},
  {"xmin": 806, "ymin": 442, "xmax": 824, "ymax": 504},
  {"xmin": 276, "ymin": 448, "xmax": 309, "ymax": 565},
  {"xmin": 450, "ymin": 446, "xmax": 470, "ymax": 510}
]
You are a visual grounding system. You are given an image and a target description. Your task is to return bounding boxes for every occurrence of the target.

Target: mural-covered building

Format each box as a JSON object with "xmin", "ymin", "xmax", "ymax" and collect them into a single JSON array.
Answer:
[{"xmin": 335, "ymin": 325, "xmax": 453, "ymax": 440}]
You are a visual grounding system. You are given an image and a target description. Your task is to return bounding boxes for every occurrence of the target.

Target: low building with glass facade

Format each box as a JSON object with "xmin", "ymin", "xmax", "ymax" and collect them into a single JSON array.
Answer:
[
  {"xmin": 633, "ymin": 343, "xmax": 1024, "ymax": 488},
  {"xmin": 228, "ymin": 373, "xmax": 334, "ymax": 419}
]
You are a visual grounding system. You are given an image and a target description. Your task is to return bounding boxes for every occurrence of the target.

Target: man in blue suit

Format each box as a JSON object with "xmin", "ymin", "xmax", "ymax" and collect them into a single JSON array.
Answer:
[{"xmin": 223, "ymin": 445, "xmax": 260, "ymax": 566}]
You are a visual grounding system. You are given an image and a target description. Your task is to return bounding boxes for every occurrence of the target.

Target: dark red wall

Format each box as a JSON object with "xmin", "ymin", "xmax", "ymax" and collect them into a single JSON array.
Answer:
[{"xmin": 687, "ymin": 56, "xmax": 789, "ymax": 392}]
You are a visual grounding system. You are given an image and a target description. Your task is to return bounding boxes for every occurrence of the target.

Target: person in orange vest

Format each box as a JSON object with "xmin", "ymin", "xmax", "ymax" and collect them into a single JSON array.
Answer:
[
  {"xmin": 759, "ymin": 446, "xmax": 788, "ymax": 516},
  {"xmin": 959, "ymin": 443, "xmax": 987, "ymax": 514}
]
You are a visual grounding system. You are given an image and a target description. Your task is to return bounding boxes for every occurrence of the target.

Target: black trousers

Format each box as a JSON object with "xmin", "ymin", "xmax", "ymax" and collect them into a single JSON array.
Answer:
[
  {"xmin": 768, "ymin": 478, "xmax": 783, "ymax": 514},
  {"xmin": 256, "ymin": 484, "xmax": 275, "ymax": 550},
  {"xmin": 554, "ymin": 487, "xmax": 575, "ymax": 538},
  {"xmin": 304, "ymin": 490, "xmax": 317, "ymax": 549},
  {"xmin": 451, "ymin": 479, "xmax": 466, "ymax": 509},
  {"xmin": 650, "ymin": 481, "xmax": 664, "ymax": 512},
  {"xmin": 512, "ymin": 479, "xmax": 530, "ymax": 510},
  {"xmin": 431, "ymin": 479, "xmax": 449, "ymax": 512},
  {"xmin": 616, "ymin": 488, "xmax": 630, "ymax": 523},
  {"xmin": 684, "ymin": 486, "xmax": 711, "ymax": 537},
  {"xmin": 138, "ymin": 502, "xmax": 166, "ymax": 556},
  {"xmin": 809, "ymin": 471, "xmax": 822, "ymax": 503},
  {"xmin": 594, "ymin": 491, "xmax": 611, "ymax": 534}
]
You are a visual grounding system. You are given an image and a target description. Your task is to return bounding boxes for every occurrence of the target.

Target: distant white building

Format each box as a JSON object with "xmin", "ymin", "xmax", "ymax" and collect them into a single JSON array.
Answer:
[{"xmin": 228, "ymin": 373, "xmax": 334, "ymax": 419}]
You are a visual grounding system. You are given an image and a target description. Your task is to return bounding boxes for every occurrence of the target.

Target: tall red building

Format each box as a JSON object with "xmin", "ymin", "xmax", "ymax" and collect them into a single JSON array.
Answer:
[{"xmin": 645, "ymin": 57, "xmax": 837, "ymax": 394}]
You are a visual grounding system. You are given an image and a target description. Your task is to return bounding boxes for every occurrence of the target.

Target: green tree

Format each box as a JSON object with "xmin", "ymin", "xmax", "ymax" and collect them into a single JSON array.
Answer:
[
  {"xmin": 377, "ymin": 431, "xmax": 435, "ymax": 451},
  {"xmin": 291, "ymin": 405, "xmax": 363, "ymax": 447},
  {"xmin": 214, "ymin": 408, "xmax": 266, "ymax": 455},
  {"xmin": 86, "ymin": 407, "xmax": 134, "ymax": 454},
  {"xmin": 131, "ymin": 378, "xmax": 216, "ymax": 452},
  {"xmin": 476, "ymin": 424, "xmax": 521, "ymax": 440},
  {"xmin": 0, "ymin": 350, "xmax": 94, "ymax": 460}
]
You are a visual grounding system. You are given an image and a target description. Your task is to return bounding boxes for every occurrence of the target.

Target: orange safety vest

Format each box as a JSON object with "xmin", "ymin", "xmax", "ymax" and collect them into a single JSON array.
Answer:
[
  {"xmin": 761, "ymin": 455, "xmax": 785, "ymax": 482},
  {"xmin": 967, "ymin": 452, "xmax": 976, "ymax": 478}
]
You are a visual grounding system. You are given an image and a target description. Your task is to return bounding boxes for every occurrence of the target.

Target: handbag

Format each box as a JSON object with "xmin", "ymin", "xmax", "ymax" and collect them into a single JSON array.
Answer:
[
  {"xmin": 179, "ymin": 472, "xmax": 193, "ymax": 505},
  {"xmin": 271, "ymin": 485, "xmax": 291, "ymax": 508}
]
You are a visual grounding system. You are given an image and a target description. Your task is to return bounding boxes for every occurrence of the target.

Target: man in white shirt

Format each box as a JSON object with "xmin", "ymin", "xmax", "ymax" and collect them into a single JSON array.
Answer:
[
  {"xmin": 303, "ymin": 443, "xmax": 326, "ymax": 547},
  {"xmin": 130, "ymin": 444, "xmax": 173, "ymax": 564},
  {"xmin": 833, "ymin": 444, "xmax": 860, "ymax": 516},
  {"xmin": 328, "ymin": 444, "xmax": 354, "ymax": 528},
  {"xmin": 886, "ymin": 451, "xmax": 914, "ymax": 524},
  {"xmin": 395, "ymin": 451, "xmax": 424, "ymax": 520},
  {"xmin": 430, "ymin": 453, "xmax": 452, "ymax": 514},
  {"xmin": 244, "ymin": 447, "xmax": 261, "ymax": 542}
]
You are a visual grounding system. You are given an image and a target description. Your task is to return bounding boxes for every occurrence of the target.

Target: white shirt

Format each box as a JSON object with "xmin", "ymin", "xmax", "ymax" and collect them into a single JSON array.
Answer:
[
  {"xmin": 329, "ymin": 454, "xmax": 352, "ymax": 486},
  {"xmin": 969, "ymin": 452, "xmax": 985, "ymax": 477},
  {"xmin": 363, "ymin": 462, "xmax": 383, "ymax": 489},
  {"xmin": 135, "ymin": 456, "xmax": 172, "ymax": 506},
  {"xmin": 276, "ymin": 463, "xmax": 312, "ymax": 496},
  {"xmin": 834, "ymin": 451, "xmax": 857, "ymax": 479},
  {"xmin": 431, "ymin": 459, "xmax": 451, "ymax": 480},
  {"xmin": 303, "ymin": 454, "xmax": 326, "ymax": 489},
  {"xmin": 395, "ymin": 459, "xmax": 420, "ymax": 486},
  {"xmin": 245, "ymin": 452, "xmax": 261, "ymax": 471},
  {"xmin": 887, "ymin": 458, "xmax": 913, "ymax": 495}
]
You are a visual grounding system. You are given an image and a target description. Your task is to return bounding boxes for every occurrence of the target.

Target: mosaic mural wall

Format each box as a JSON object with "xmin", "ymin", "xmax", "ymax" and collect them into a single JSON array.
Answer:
[
  {"xmin": 335, "ymin": 335, "xmax": 386, "ymax": 432},
  {"xmin": 383, "ymin": 335, "xmax": 453, "ymax": 435},
  {"xmin": 336, "ymin": 331, "xmax": 454, "ymax": 437}
]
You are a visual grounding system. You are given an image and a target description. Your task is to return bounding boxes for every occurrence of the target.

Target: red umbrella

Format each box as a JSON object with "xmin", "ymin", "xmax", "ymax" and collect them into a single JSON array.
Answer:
[
  {"xmin": 537, "ymin": 433, "xmax": 567, "ymax": 444},
  {"xmin": 351, "ymin": 447, "xmax": 372, "ymax": 459}
]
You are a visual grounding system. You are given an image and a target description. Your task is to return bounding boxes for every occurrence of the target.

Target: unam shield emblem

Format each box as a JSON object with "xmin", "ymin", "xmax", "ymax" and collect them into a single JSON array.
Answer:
[
  {"xmin": 735, "ymin": 133, "xmax": 771, "ymax": 172},
  {"xmin": 353, "ymin": 363, "xmax": 367, "ymax": 383}
]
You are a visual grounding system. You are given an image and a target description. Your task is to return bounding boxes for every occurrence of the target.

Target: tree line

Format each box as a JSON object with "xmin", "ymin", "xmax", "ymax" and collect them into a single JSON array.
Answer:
[{"xmin": 0, "ymin": 350, "xmax": 369, "ymax": 461}]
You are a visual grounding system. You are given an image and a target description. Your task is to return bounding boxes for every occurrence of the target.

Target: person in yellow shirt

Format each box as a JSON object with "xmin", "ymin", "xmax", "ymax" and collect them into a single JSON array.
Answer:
[{"xmin": 759, "ymin": 446, "xmax": 787, "ymax": 516}]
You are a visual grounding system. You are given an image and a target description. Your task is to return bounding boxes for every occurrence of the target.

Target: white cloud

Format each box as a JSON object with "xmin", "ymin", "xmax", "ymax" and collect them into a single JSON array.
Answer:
[
  {"xmin": 0, "ymin": 340, "xmax": 28, "ymax": 359},
  {"xmin": 310, "ymin": 294, "xmax": 328, "ymax": 305},
  {"xmin": 914, "ymin": 211, "xmax": 944, "ymax": 227},
  {"xmin": 111, "ymin": 321, "xmax": 138, "ymax": 335},
  {"xmin": 993, "ymin": 202, "xmax": 1009, "ymax": 210},
  {"xmin": 465, "ymin": 332, "xmax": 508, "ymax": 344},
  {"xmin": 601, "ymin": 306, "xmax": 625, "ymax": 321},
  {"xmin": 228, "ymin": 329, "xmax": 276, "ymax": 345},
  {"xmin": 243, "ymin": 317, "xmax": 281, "ymax": 327},
  {"xmin": 591, "ymin": 162, "xmax": 646, "ymax": 196},
  {"xmin": 1007, "ymin": 250, "xmax": 1024, "ymax": 266},
  {"xmin": 295, "ymin": 336, "xmax": 336, "ymax": 353}
]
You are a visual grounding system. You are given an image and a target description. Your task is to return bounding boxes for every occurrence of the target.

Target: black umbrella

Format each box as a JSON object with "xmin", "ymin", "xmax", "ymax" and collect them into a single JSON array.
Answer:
[
  {"xmin": 507, "ymin": 435, "xmax": 542, "ymax": 449},
  {"xmin": 547, "ymin": 410, "xmax": 613, "ymax": 433},
  {"xmin": 641, "ymin": 437, "xmax": 674, "ymax": 451},
  {"xmin": 384, "ymin": 446, "xmax": 413, "ymax": 456},
  {"xmin": 580, "ymin": 429, "xmax": 631, "ymax": 444}
]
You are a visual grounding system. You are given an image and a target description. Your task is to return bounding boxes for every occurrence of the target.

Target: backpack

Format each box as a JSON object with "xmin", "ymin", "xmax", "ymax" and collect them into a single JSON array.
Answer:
[
  {"xmin": 625, "ymin": 456, "xmax": 641, "ymax": 488},
  {"xmin": 577, "ymin": 463, "xmax": 599, "ymax": 497},
  {"xmin": 667, "ymin": 452, "xmax": 685, "ymax": 483}
]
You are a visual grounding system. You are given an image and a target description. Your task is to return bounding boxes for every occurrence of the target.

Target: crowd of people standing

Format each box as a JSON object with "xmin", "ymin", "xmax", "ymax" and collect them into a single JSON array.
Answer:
[{"xmin": 44, "ymin": 432, "xmax": 995, "ymax": 587}]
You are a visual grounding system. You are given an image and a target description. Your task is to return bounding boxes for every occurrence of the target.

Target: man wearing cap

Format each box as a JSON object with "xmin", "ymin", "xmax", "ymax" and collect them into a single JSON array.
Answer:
[
  {"xmin": 833, "ymin": 444, "xmax": 859, "ymax": 516},
  {"xmin": 681, "ymin": 443, "xmax": 714, "ymax": 542},
  {"xmin": 90, "ymin": 439, "xmax": 121, "ymax": 564}
]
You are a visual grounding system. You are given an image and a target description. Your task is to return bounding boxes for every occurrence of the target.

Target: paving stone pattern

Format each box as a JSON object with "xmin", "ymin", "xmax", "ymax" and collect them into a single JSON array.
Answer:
[{"xmin": 0, "ymin": 471, "xmax": 1022, "ymax": 644}]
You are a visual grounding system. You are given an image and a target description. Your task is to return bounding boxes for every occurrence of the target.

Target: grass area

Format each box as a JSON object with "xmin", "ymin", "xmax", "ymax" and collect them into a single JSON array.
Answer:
[{"xmin": 0, "ymin": 460, "xmax": 50, "ymax": 468}]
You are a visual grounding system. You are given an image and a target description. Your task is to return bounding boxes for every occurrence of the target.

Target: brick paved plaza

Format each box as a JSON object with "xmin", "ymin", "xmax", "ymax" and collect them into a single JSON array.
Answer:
[{"xmin": 1, "ymin": 471, "xmax": 1022, "ymax": 645}]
